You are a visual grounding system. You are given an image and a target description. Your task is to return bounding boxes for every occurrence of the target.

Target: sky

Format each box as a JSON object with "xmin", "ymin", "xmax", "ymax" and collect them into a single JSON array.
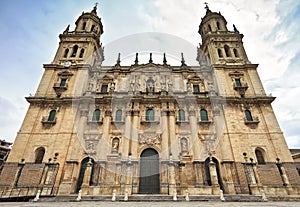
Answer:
[{"xmin": 0, "ymin": 0, "xmax": 299, "ymax": 148}]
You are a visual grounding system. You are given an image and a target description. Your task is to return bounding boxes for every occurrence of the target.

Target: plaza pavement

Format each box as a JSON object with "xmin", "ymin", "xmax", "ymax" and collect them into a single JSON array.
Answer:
[{"xmin": 0, "ymin": 201, "xmax": 299, "ymax": 207}]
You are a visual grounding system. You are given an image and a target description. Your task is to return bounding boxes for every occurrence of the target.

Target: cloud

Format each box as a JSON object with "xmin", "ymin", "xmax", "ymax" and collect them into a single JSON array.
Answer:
[{"xmin": 0, "ymin": 97, "xmax": 26, "ymax": 142}]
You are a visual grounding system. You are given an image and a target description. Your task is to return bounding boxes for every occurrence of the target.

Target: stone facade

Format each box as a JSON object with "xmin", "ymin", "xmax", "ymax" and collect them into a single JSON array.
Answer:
[{"xmin": 0, "ymin": 5, "xmax": 299, "ymax": 198}]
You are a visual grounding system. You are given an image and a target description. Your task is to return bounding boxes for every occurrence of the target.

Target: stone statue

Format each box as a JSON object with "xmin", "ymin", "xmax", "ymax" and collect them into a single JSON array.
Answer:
[
  {"xmin": 181, "ymin": 138, "xmax": 188, "ymax": 152},
  {"xmin": 112, "ymin": 138, "xmax": 119, "ymax": 153}
]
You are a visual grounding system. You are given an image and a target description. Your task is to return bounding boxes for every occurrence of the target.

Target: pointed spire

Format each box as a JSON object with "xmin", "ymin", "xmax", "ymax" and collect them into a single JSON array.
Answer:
[
  {"xmin": 233, "ymin": 24, "xmax": 239, "ymax": 33},
  {"xmin": 149, "ymin": 53, "xmax": 153, "ymax": 63},
  {"xmin": 134, "ymin": 53, "xmax": 139, "ymax": 65},
  {"xmin": 181, "ymin": 53, "xmax": 187, "ymax": 67},
  {"xmin": 63, "ymin": 24, "xmax": 70, "ymax": 34},
  {"xmin": 115, "ymin": 53, "xmax": 121, "ymax": 67},
  {"xmin": 163, "ymin": 53, "xmax": 167, "ymax": 65}
]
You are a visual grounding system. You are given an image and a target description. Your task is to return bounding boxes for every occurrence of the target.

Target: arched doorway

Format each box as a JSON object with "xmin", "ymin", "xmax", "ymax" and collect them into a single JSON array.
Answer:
[
  {"xmin": 139, "ymin": 148, "xmax": 160, "ymax": 194},
  {"xmin": 76, "ymin": 157, "xmax": 94, "ymax": 193},
  {"xmin": 204, "ymin": 157, "xmax": 224, "ymax": 192}
]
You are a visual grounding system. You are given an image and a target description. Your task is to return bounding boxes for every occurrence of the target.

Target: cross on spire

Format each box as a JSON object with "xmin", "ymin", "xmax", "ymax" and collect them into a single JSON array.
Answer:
[
  {"xmin": 92, "ymin": 2, "xmax": 99, "ymax": 14},
  {"xmin": 204, "ymin": 2, "xmax": 211, "ymax": 12}
]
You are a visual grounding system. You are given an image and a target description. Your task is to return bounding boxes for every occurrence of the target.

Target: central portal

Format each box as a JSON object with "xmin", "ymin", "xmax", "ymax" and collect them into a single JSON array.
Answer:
[{"xmin": 139, "ymin": 148, "xmax": 160, "ymax": 194}]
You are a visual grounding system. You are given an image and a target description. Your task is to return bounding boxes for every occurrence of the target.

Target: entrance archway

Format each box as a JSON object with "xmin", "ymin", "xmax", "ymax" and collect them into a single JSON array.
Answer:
[
  {"xmin": 76, "ymin": 157, "xmax": 94, "ymax": 193},
  {"xmin": 204, "ymin": 157, "xmax": 224, "ymax": 191},
  {"xmin": 139, "ymin": 148, "xmax": 160, "ymax": 194}
]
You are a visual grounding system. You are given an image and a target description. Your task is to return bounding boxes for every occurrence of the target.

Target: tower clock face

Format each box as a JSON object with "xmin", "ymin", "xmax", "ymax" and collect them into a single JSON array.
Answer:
[{"xmin": 64, "ymin": 61, "xmax": 71, "ymax": 67}]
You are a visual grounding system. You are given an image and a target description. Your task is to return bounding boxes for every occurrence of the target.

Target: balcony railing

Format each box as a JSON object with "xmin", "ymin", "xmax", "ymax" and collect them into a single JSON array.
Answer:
[
  {"xmin": 245, "ymin": 117, "xmax": 260, "ymax": 124},
  {"xmin": 141, "ymin": 116, "xmax": 160, "ymax": 123},
  {"xmin": 88, "ymin": 117, "xmax": 103, "ymax": 124},
  {"xmin": 41, "ymin": 116, "xmax": 57, "ymax": 125},
  {"xmin": 111, "ymin": 118, "xmax": 125, "ymax": 124},
  {"xmin": 53, "ymin": 83, "xmax": 68, "ymax": 89},
  {"xmin": 233, "ymin": 82, "xmax": 248, "ymax": 90},
  {"xmin": 198, "ymin": 119, "xmax": 213, "ymax": 124},
  {"xmin": 176, "ymin": 119, "xmax": 189, "ymax": 124}
]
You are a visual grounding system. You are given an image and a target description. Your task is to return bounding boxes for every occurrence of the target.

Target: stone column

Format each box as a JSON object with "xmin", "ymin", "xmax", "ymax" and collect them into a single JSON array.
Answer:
[
  {"xmin": 102, "ymin": 110, "xmax": 112, "ymax": 157},
  {"xmin": 222, "ymin": 162, "xmax": 236, "ymax": 194},
  {"xmin": 82, "ymin": 158, "xmax": 93, "ymax": 195},
  {"xmin": 125, "ymin": 162, "xmax": 133, "ymax": 195},
  {"xmin": 168, "ymin": 110, "xmax": 176, "ymax": 155},
  {"xmin": 131, "ymin": 110, "xmax": 140, "ymax": 159},
  {"xmin": 13, "ymin": 160, "xmax": 25, "ymax": 188},
  {"xmin": 161, "ymin": 111, "xmax": 169, "ymax": 160},
  {"xmin": 79, "ymin": 108, "xmax": 88, "ymax": 148},
  {"xmin": 123, "ymin": 110, "xmax": 132, "ymax": 157},
  {"xmin": 189, "ymin": 109, "xmax": 200, "ymax": 160},
  {"xmin": 244, "ymin": 163, "xmax": 260, "ymax": 195},
  {"xmin": 99, "ymin": 161, "xmax": 106, "ymax": 185},
  {"xmin": 194, "ymin": 162, "xmax": 203, "ymax": 187},
  {"xmin": 115, "ymin": 163, "xmax": 121, "ymax": 186},
  {"xmin": 168, "ymin": 159, "xmax": 176, "ymax": 195},
  {"xmin": 161, "ymin": 162, "xmax": 169, "ymax": 194},
  {"xmin": 209, "ymin": 158, "xmax": 220, "ymax": 195},
  {"xmin": 276, "ymin": 159, "xmax": 293, "ymax": 194}
]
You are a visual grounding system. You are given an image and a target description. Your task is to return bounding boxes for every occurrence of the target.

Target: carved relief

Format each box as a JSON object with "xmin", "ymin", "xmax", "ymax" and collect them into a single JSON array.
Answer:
[
  {"xmin": 84, "ymin": 134, "xmax": 102, "ymax": 154},
  {"xmin": 138, "ymin": 134, "xmax": 161, "ymax": 146}
]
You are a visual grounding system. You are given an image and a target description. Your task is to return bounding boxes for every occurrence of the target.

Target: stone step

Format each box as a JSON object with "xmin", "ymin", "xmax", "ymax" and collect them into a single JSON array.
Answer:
[{"xmin": 39, "ymin": 194, "xmax": 263, "ymax": 202}]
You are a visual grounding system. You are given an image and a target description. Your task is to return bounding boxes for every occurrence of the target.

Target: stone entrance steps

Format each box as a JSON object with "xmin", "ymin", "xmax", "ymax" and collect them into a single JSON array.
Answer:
[{"xmin": 39, "ymin": 194, "xmax": 265, "ymax": 202}]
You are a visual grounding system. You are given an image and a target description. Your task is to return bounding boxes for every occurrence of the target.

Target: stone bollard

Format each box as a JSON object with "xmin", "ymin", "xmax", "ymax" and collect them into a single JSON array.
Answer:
[
  {"xmin": 76, "ymin": 189, "xmax": 82, "ymax": 202},
  {"xmin": 112, "ymin": 189, "xmax": 117, "ymax": 202},
  {"xmin": 173, "ymin": 189, "xmax": 177, "ymax": 201},
  {"xmin": 185, "ymin": 189, "xmax": 190, "ymax": 202},
  {"xmin": 33, "ymin": 189, "xmax": 41, "ymax": 202},
  {"xmin": 220, "ymin": 189, "xmax": 225, "ymax": 201},
  {"xmin": 124, "ymin": 189, "xmax": 128, "ymax": 201},
  {"xmin": 261, "ymin": 189, "xmax": 268, "ymax": 201}
]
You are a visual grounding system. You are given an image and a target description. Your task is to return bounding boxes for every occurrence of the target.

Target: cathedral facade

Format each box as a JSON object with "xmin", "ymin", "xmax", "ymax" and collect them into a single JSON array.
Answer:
[{"xmin": 0, "ymin": 6, "xmax": 299, "ymax": 198}]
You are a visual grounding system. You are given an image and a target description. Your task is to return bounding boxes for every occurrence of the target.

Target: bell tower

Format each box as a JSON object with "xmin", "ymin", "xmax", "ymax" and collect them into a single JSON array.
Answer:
[
  {"xmin": 52, "ymin": 4, "xmax": 104, "ymax": 66},
  {"xmin": 198, "ymin": 4, "xmax": 250, "ymax": 65}
]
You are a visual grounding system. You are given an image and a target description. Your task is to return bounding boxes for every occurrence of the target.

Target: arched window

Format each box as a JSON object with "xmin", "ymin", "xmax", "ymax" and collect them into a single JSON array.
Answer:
[
  {"xmin": 63, "ymin": 48, "xmax": 69, "ymax": 58},
  {"xmin": 224, "ymin": 45, "xmax": 231, "ymax": 57},
  {"xmin": 79, "ymin": 49, "xmax": 85, "ymax": 58},
  {"xmin": 216, "ymin": 21, "xmax": 221, "ymax": 30},
  {"xmin": 245, "ymin": 110, "xmax": 253, "ymax": 121},
  {"xmin": 91, "ymin": 25, "xmax": 95, "ymax": 32},
  {"xmin": 218, "ymin": 49, "xmax": 223, "ymax": 58},
  {"xmin": 255, "ymin": 148, "xmax": 265, "ymax": 164},
  {"xmin": 233, "ymin": 48, "xmax": 239, "ymax": 57},
  {"xmin": 76, "ymin": 157, "xmax": 94, "ymax": 192},
  {"xmin": 48, "ymin": 110, "xmax": 56, "ymax": 122},
  {"xmin": 82, "ymin": 22, "xmax": 86, "ymax": 30},
  {"xmin": 115, "ymin": 109, "xmax": 122, "ymax": 121},
  {"xmin": 146, "ymin": 109, "xmax": 154, "ymax": 121},
  {"xmin": 92, "ymin": 109, "xmax": 101, "ymax": 121},
  {"xmin": 71, "ymin": 45, "xmax": 78, "ymax": 57},
  {"xmin": 200, "ymin": 109, "xmax": 208, "ymax": 121},
  {"xmin": 35, "ymin": 147, "xmax": 45, "ymax": 163},
  {"xmin": 208, "ymin": 24, "xmax": 212, "ymax": 32},
  {"xmin": 178, "ymin": 109, "xmax": 185, "ymax": 121}
]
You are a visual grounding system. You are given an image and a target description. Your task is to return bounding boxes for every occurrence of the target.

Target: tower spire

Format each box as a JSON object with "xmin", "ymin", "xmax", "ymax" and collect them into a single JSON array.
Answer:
[
  {"xmin": 92, "ymin": 2, "xmax": 98, "ymax": 14},
  {"xmin": 204, "ymin": 2, "xmax": 211, "ymax": 12}
]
